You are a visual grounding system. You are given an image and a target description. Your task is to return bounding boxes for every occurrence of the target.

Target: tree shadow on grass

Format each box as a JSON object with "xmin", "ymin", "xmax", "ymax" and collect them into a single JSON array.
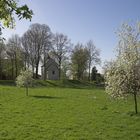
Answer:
[{"xmin": 30, "ymin": 95, "xmax": 63, "ymax": 99}]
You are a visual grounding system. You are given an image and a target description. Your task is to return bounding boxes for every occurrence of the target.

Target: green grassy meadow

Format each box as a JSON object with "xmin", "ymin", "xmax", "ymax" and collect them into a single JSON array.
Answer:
[{"xmin": 0, "ymin": 81, "xmax": 140, "ymax": 140}]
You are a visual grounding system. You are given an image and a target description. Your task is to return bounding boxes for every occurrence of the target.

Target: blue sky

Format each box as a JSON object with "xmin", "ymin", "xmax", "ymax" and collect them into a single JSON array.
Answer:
[{"xmin": 3, "ymin": 0, "xmax": 140, "ymax": 71}]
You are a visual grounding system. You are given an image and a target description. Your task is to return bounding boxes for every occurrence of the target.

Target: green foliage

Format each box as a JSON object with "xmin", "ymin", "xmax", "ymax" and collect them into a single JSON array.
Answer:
[
  {"xmin": 0, "ymin": 0, "xmax": 33, "ymax": 40},
  {"xmin": 0, "ymin": 86, "xmax": 140, "ymax": 139},
  {"xmin": 95, "ymin": 73, "xmax": 104, "ymax": 85},
  {"xmin": 91, "ymin": 66, "xmax": 98, "ymax": 81},
  {"xmin": 0, "ymin": 0, "xmax": 33, "ymax": 28},
  {"xmin": 71, "ymin": 43, "xmax": 89, "ymax": 80},
  {"xmin": 91, "ymin": 66, "xmax": 104, "ymax": 85}
]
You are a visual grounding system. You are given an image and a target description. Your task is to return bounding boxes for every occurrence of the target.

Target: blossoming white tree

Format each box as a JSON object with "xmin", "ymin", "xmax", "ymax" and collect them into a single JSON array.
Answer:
[
  {"xmin": 105, "ymin": 23, "xmax": 140, "ymax": 114},
  {"xmin": 16, "ymin": 69, "xmax": 33, "ymax": 96}
]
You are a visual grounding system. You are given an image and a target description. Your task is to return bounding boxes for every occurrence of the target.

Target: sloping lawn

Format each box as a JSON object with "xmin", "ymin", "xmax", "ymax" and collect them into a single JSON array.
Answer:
[{"xmin": 0, "ymin": 86, "xmax": 140, "ymax": 140}]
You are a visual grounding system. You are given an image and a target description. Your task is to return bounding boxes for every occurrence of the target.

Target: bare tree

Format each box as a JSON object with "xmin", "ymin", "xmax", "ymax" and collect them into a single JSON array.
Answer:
[
  {"xmin": 22, "ymin": 30, "xmax": 38, "ymax": 75},
  {"xmin": 0, "ymin": 0, "xmax": 33, "ymax": 37},
  {"xmin": 41, "ymin": 25, "xmax": 52, "ymax": 80},
  {"xmin": 86, "ymin": 40, "xmax": 100, "ymax": 81},
  {"xmin": 22, "ymin": 23, "xmax": 52, "ymax": 79},
  {"xmin": 52, "ymin": 33, "xmax": 71, "ymax": 80},
  {"xmin": 6, "ymin": 34, "xmax": 22, "ymax": 79},
  {"xmin": 21, "ymin": 32, "xmax": 31, "ymax": 70}
]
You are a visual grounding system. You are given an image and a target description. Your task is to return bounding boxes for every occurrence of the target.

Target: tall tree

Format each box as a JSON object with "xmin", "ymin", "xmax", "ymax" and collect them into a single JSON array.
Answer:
[
  {"xmin": 105, "ymin": 23, "xmax": 140, "ymax": 114},
  {"xmin": 86, "ymin": 40, "xmax": 100, "ymax": 81},
  {"xmin": 22, "ymin": 23, "xmax": 52, "ymax": 78},
  {"xmin": 52, "ymin": 33, "xmax": 71, "ymax": 80},
  {"xmin": 21, "ymin": 32, "xmax": 31, "ymax": 70},
  {"xmin": 6, "ymin": 34, "xmax": 22, "ymax": 79},
  {"xmin": 71, "ymin": 43, "xmax": 89, "ymax": 80},
  {"xmin": 41, "ymin": 25, "xmax": 52, "ymax": 80}
]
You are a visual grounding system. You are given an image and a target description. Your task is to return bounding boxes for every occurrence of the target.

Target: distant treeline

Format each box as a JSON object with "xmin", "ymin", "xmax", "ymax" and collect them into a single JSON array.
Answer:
[{"xmin": 0, "ymin": 23, "xmax": 103, "ymax": 82}]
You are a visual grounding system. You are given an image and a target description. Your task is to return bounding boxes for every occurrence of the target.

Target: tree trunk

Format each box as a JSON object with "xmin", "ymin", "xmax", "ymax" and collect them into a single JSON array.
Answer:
[
  {"xmin": 43, "ymin": 56, "xmax": 46, "ymax": 80},
  {"xmin": 77, "ymin": 66, "xmax": 80, "ymax": 80},
  {"xmin": 59, "ymin": 58, "xmax": 61, "ymax": 80},
  {"xmin": 24, "ymin": 54, "xmax": 27, "ymax": 70},
  {"xmin": 44, "ymin": 67, "xmax": 46, "ymax": 81},
  {"xmin": 24, "ymin": 61, "xmax": 26, "ymax": 70},
  {"xmin": 27, "ymin": 56, "xmax": 30, "ymax": 68},
  {"xmin": 134, "ymin": 93, "xmax": 138, "ymax": 114},
  {"xmin": 32, "ymin": 65, "xmax": 34, "ymax": 78},
  {"xmin": 0, "ymin": 58, "xmax": 2, "ymax": 79},
  {"xmin": 35, "ymin": 54, "xmax": 40, "ymax": 79},
  {"xmin": 59, "ymin": 67, "xmax": 61, "ymax": 80},
  {"xmin": 88, "ymin": 62, "xmax": 91, "ymax": 81},
  {"xmin": 35, "ymin": 64, "xmax": 39, "ymax": 79}
]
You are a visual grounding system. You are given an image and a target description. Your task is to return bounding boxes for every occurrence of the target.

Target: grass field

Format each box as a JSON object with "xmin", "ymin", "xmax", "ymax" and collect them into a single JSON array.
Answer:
[{"xmin": 0, "ymin": 81, "xmax": 140, "ymax": 140}]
